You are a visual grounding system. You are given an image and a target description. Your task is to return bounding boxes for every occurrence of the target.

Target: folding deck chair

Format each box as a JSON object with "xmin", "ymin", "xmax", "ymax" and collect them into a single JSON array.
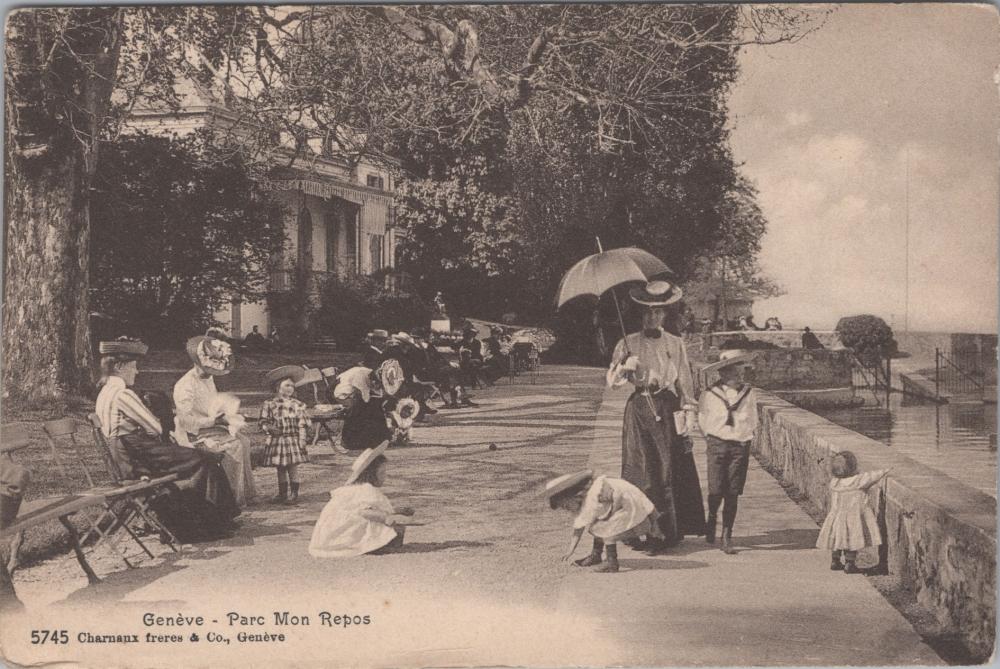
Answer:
[
  {"xmin": 2, "ymin": 424, "xmax": 109, "ymax": 585},
  {"xmin": 83, "ymin": 414, "xmax": 182, "ymax": 555},
  {"xmin": 297, "ymin": 367, "xmax": 346, "ymax": 450}
]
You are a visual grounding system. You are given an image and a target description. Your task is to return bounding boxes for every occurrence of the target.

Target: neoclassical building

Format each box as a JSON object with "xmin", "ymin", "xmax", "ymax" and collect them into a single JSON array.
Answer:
[{"xmin": 125, "ymin": 78, "xmax": 400, "ymax": 338}]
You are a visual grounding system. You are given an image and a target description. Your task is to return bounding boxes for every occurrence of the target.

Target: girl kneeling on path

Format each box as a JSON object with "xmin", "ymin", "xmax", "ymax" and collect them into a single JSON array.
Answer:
[
  {"xmin": 546, "ymin": 470, "xmax": 663, "ymax": 573},
  {"xmin": 817, "ymin": 450, "xmax": 890, "ymax": 574},
  {"xmin": 259, "ymin": 366, "xmax": 311, "ymax": 505},
  {"xmin": 308, "ymin": 441, "xmax": 415, "ymax": 557}
]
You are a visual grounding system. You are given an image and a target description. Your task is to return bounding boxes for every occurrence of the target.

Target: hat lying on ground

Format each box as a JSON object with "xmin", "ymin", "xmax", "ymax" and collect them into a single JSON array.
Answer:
[
  {"xmin": 345, "ymin": 440, "xmax": 390, "ymax": 485},
  {"xmin": 629, "ymin": 280, "xmax": 683, "ymax": 307},
  {"xmin": 701, "ymin": 349, "xmax": 756, "ymax": 374},
  {"xmin": 99, "ymin": 338, "xmax": 149, "ymax": 358},
  {"xmin": 264, "ymin": 365, "xmax": 306, "ymax": 388},
  {"xmin": 186, "ymin": 334, "xmax": 234, "ymax": 376},
  {"xmin": 544, "ymin": 469, "xmax": 594, "ymax": 500}
]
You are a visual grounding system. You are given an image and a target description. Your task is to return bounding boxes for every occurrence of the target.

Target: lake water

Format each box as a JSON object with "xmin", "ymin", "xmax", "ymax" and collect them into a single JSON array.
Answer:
[{"xmin": 815, "ymin": 393, "xmax": 998, "ymax": 498}]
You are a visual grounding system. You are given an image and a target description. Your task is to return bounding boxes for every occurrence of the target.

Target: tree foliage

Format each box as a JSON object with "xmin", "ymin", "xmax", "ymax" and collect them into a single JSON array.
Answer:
[
  {"xmin": 835, "ymin": 314, "xmax": 898, "ymax": 364},
  {"xmin": 89, "ymin": 133, "xmax": 285, "ymax": 346}
]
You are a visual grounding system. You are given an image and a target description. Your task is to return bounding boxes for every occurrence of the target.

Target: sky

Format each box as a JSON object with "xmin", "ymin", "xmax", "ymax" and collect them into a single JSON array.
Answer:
[{"xmin": 728, "ymin": 4, "xmax": 999, "ymax": 334}]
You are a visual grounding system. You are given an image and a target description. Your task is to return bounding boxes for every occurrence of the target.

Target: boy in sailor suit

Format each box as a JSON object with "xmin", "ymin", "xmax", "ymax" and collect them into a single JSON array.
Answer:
[{"xmin": 698, "ymin": 349, "xmax": 758, "ymax": 554}]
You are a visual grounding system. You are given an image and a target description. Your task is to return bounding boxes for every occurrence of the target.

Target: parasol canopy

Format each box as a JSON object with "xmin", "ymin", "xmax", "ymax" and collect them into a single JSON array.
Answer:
[{"xmin": 555, "ymin": 247, "xmax": 672, "ymax": 308}]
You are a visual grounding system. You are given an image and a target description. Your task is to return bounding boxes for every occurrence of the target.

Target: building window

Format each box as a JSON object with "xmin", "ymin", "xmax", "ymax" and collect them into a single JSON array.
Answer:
[
  {"xmin": 366, "ymin": 174, "xmax": 385, "ymax": 190},
  {"xmin": 369, "ymin": 234, "xmax": 384, "ymax": 272}
]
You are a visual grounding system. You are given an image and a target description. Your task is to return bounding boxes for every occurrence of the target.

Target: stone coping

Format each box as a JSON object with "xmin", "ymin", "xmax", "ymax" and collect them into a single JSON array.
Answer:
[{"xmin": 756, "ymin": 391, "xmax": 996, "ymax": 536}]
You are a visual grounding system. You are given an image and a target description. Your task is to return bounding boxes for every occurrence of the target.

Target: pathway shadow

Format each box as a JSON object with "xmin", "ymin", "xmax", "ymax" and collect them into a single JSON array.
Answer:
[
  {"xmin": 378, "ymin": 540, "xmax": 492, "ymax": 555},
  {"xmin": 737, "ymin": 528, "xmax": 820, "ymax": 551},
  {"xmin": 618, "ymin": 558, "xmax": 709, "ymax": 570}
]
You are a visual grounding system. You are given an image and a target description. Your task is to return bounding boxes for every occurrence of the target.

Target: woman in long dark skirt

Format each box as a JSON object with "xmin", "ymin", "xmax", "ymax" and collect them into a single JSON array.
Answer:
[
  {"xmin": 608, "ymin": 281, "xmax": 706, "ymax": 550},
  {"xmin": 94, "ymin": 339, "xmax": 240, "ymax": 542}
]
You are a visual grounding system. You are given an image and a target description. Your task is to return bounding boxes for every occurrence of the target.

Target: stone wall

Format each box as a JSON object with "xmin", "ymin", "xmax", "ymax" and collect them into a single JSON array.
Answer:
[
  {"xmin": 700, "ymin": 349, "xmax": 853, "ymax": 391},
  {"xmin": 753, "ymin": 392, "xmax": 997, "ymax": 661},
  {"xmin": 701, "ymin": 330, "xmax": 843, "ymax": 350}
]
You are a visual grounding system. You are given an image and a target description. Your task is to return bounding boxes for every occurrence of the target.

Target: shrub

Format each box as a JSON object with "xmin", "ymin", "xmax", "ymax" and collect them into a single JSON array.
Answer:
[
  {"xmin": 312, "ymin": 275, "xmax": 431, "ymax": 349},
  {"xmin": 718, "ymin": 335, "xmax": 779, "ymax": 350},
  {"xmin": 835, "ymin": 314, "xmax": 897, "ymax": 363}
]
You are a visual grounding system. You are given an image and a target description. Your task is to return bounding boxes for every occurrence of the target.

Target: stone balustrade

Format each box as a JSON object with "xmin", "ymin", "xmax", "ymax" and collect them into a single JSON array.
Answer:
[{"xmin": 752, "ymin": 391, "xmax": 996, "ymax": 661}]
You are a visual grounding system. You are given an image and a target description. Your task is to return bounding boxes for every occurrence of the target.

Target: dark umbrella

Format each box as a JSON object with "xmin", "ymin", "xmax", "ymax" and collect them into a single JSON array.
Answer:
[{"xmin": 556, "ymin": 239, "xmax": 672, "ymax": 420}]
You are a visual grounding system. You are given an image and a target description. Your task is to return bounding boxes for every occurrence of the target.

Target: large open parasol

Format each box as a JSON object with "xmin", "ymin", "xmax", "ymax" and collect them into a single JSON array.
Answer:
[{"xmin": 556, "ymin": 239, "xmax": 673, "ymax": 420}]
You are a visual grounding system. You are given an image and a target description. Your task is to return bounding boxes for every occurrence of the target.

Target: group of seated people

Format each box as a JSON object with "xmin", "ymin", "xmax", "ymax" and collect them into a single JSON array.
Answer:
[{"xmin": 93, "ymin": 332, "xmax": 257, "ymax": 543}]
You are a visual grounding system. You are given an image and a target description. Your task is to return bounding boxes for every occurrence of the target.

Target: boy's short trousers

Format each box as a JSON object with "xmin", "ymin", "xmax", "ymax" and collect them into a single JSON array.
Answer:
[{"xmin": 705, "ymin": 435, "xmax": 750, "ymax": 496}]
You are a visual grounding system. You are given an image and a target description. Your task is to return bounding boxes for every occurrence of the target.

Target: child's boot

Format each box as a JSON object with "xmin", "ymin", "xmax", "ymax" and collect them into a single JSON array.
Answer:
[
  {"xmin": 721, "ymin": 528, "xmax": 737, "ymax": 555},
  {"xmin": 830, "ymin": 550, "xmax": 844, "ymax": 571},
  {"xmin": 574, "ymin": 538, "xmax": 604, "ymax": 567},
  {"xmin": 285, "ymin": 482, "xmax": 300, "ymax": 505},
  {"xmin": 593, "ymin": 543, "xmax": 619, "ymax": 573},
  {"xmin": 843, "ymin": 550, "xmax": 859, "ymax": 574},
  {"xmin": 271, "ymin": 480, "xmax": 288, "ymax": 504},
  {"xmin": 705, "ymin": 511, "xmax": 717, "ymax": 545}
]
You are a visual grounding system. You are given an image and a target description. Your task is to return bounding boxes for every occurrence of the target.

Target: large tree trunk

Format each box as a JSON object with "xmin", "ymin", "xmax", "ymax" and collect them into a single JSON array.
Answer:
[
  {"xmin": 2, "ymin": 8, "xmax": 123, "ymax": 404},
  {"xmin": 3, "ymin": 158, "xmax": 93, "ymax": 402}
]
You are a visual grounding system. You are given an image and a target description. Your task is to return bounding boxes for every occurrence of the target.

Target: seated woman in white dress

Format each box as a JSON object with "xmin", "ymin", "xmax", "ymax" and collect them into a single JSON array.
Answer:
[
  {"xmin": 173, "ymin": 332, "xmax": 256, "ymax": 506},
  {"xmin": 309, "ymin": 441, "xmax": 415, "ymax": 558}
]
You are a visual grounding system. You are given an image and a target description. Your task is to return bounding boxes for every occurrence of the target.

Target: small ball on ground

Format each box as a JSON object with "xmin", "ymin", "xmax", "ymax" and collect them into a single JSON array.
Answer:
[{"xmin": 488, "ymin": 443, "xmax": 498, "ymax": 451}]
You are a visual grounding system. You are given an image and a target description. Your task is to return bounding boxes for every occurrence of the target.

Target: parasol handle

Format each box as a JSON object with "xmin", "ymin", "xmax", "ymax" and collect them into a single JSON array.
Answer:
[{"xmin": 598, "ymin": 237, "xmax": 661, "ymax": 422}]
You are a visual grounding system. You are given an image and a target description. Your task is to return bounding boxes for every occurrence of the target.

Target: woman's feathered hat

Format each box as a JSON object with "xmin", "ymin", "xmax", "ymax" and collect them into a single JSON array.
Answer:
[{"xmin": 186, "ymin": 330, "xmax": 234, "ymax": 376}]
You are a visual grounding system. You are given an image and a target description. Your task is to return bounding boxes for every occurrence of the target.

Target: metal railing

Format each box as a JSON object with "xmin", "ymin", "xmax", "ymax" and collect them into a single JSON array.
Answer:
[
  {"xmin": 935, "ymin": 348, "xmax": 985, "ymax": 401},
  {"xmin": 850, "ymin": 352, "xmax": 891, "ymax": 407}
]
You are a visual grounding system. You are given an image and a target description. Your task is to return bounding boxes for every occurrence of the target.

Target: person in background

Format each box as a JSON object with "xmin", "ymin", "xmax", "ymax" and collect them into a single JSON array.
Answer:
[
  {"xmin": 698, "ymin": 350, "xmax": 758, "ymax": 554},
  {"xmin": 333, "ymin": 363, "xmax": 400, "ymax": 451},
  {"xmin": 483, "ymin": 325, "xmax": 510, "ymax": 381},
  {"xmin": 765, "ymin": 317, "xmax": 783, "ymax": 331},
  {"xmin": 801, "ymin": 326, "xmax": 825, "ymax": 350},
  {"xmin": 362, "ymin": 329, "xmax": 388, "ymax": 370},
  {"xmin": 457, "ymin": 324, "xmax": 489, "ymax": 389},
  {"xmin": 243, "ymin": 325, "xmax": 269, "ymax": 351}
]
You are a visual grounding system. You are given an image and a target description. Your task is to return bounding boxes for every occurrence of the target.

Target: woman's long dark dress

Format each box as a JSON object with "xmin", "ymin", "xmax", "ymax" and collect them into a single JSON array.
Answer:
[
  {"xmin": 338, "ymin": 390, "xmax": 392, "ymax": 451},
  {"xmin": 119, "ymin": 433, "xmax": 240, "ymax": 541}
]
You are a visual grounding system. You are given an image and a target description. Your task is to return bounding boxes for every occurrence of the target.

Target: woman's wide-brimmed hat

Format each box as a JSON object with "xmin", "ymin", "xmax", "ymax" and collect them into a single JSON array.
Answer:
[
  {"xmin": 264, "ymin": 365, "xmax": 306, "ymax": 388},
  {"xmin": 371, "ymin": 329, "xmax": 389, "ymax": 340},
  {"xmin": 98, "ymin": 338, "xmax": 149, "ymax": 358},
  {"xmin": 186, "ymin": 334, "xmax": 234, "ymax": 376},
  {"xmin": 390, "ymin": 332, "xmax": 416, "ymax": 348},
  {"xmin": 543, "ymin": 469, "xmax": 594, "ymax": 500},
  {"xmin": 345, "ymin": 440, "xmax": 390, "ymax": 485},
  {"xmin": 629, "ymin": 279, "xmax": 683, "ymax": 307},
  {"xmin": 702, "ymin": 349, "xmax": 757, "ymax": 374},
  {"xmin": 376, "ymin": 358, "xmax": 405, "ymax": 397}
]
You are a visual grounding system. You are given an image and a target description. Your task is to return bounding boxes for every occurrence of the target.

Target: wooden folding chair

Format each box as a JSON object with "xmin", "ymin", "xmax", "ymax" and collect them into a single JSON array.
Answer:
[
  {"xmin": 85, "ymin": 414, "xmax": 181, "ymax": 553},
  {"xmin": 2, "ymin": 424, "xmax": 109, "ymax": 584},
  {"xmin": 296, "ymin": 367, "xmax": 345, "ymax": 450}
]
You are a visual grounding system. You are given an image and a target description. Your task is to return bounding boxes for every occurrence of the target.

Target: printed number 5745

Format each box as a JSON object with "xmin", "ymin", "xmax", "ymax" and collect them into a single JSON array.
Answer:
[{"xmin": 31, "ymin": 630, "xmax": 69, "ymax": 644}]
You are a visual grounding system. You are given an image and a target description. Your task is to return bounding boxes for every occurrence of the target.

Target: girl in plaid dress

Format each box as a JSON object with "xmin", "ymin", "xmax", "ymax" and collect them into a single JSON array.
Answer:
[{"xmin": 260, "ymin": 366, "xmax": 311, "ymax": 504}]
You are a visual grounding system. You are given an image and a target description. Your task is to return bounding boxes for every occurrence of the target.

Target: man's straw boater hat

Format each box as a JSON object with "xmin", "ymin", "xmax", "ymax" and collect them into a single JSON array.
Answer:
[
  {"xmin": 544, "ymin": 469, "xmax": 594, "ymax": 500},
  {"xmin": 99, "ymin": 338, "xmax": 149, "ymax": 358},
  {"xmin": 702, "ymin": 349, "xmax": 757, "ymax": 374},
  {"xmin": 629, "ymin": 280, "xmax": 683, "ymax": 307},
  {"xmin": 345, "ymin": 440, "xmax": 390, "ymax": 485},
  {"xmin": 264, "ymin": 365, "xmax": 306, "ymax": 388}
]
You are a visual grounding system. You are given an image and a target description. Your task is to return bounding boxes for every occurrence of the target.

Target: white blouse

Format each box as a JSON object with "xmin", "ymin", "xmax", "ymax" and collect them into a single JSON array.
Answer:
[{"xmin": 607, "ymin": 329, "xmax": 696, "ymax": 408}]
